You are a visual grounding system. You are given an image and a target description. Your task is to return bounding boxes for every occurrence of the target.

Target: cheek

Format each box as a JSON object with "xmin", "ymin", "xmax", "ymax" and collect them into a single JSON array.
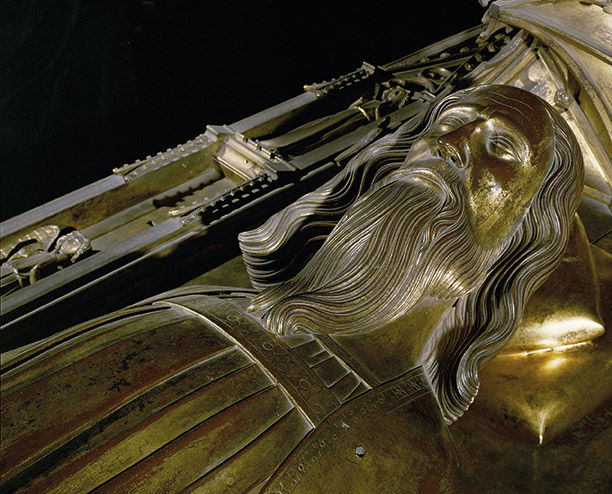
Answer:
[
  {"xmin": 492, "ymin": 161, "xmax": 519, "ymax": 188},
  {"xmin": 469, "ymin": 161, "xmax": 518, "ymax": 195},
  {"xmin": 514, "ymin": 163, "xmax": 546, "ymax": 207},
  {"xmin": 464, "ymin": 160, "xmax": 541, "ymax": 247},
  {"xmin": 470, "ymin": 136, "xmax": 520, "ymax": 190}
]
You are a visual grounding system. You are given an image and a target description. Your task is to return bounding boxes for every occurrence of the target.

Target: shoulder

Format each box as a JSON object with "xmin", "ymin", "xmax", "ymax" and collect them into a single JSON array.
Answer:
[
  {"xmin": 262, "ymin": 366, "xmax": 460, "ymax": 493},
  {"xmin": 1, "ymin": 286, "xmax": 460, "ymax": 493},
  {"xmin": 0, "ymin": 287, "xmax": 313, "ymax": 493}
]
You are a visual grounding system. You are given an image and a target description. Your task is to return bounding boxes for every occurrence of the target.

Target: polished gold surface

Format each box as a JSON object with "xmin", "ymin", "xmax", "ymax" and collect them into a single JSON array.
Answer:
[
  {"xmin": 454, "ymin": 394, "xmax": 612, "ymax": 493},
  {"xmin": 469, "ymin": 223, "xmax": 611, "ymax": 445},
  {"xmin": 502, "ymin": 215, "xmax": 604, "ymax": 354},
  {"xmin": 412, "ymin": 86, "xmax": 553, "ymax": 249},
  {"xmin": 474, "ymin": 0, "xmax": 611, "ymax": 234}
]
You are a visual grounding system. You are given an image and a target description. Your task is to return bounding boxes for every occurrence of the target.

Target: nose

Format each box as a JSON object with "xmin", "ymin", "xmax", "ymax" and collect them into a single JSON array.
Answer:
[{"xmin": 437, "ymin": 122, "xmax": 477, "ymax": 169}]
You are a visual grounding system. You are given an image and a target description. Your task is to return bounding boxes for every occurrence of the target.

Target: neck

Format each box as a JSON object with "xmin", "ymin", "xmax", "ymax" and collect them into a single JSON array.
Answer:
[{"xmin": 329, "ymin": 296, "xmax": 455, "ymax": 384}]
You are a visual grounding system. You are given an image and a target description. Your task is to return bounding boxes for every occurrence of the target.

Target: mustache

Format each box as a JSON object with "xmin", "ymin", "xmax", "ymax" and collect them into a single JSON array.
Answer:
[{"xmin": 374, "ymin": 156, "xmax": 463, "ymax": 201}]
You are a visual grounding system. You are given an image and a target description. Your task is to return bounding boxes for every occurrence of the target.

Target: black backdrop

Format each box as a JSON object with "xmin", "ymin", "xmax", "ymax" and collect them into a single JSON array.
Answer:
[{"xmin": 1, "ymin": 1, "xmax": 485, "ymax": 221}]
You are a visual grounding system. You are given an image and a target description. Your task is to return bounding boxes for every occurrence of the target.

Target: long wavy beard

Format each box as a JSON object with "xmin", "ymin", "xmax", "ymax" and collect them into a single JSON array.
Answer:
[{"xmin": 250, "ymin": 164, "xmax": 500, "ymax": 336}]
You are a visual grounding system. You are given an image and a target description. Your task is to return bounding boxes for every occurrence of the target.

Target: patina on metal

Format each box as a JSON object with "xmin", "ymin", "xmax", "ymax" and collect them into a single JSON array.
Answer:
[
  {"xmin": 1, "ymin": 85, "xmax": 585, "ymax": 492},
  {"xmin": 1, "ymin": 1, "xmax": 611, "ymax": 492},
  {"xmin": 242, "ymin": 84, "xmax": 584, "ymax": 424},
  {"xmin": 0, "ymin": 17, "xmax": 514, "ymax": 348}
]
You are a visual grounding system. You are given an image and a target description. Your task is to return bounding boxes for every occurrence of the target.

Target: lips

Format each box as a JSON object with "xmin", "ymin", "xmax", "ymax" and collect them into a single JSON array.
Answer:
[{"xmin": 400, "ymin": 155, "xmax": 463, "ymax": 197}]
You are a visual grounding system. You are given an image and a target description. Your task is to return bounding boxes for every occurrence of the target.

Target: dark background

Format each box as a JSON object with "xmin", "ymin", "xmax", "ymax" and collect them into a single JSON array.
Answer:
[{"xmin": 1, "ymin": 0, "xmax": 485, "ymax": 221}]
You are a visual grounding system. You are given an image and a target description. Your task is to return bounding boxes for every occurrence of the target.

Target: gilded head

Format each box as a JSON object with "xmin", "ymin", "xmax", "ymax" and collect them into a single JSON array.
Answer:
[
  {"xmin": 240, "ymin": 85, "xmax": 584, "ymax": 422},
  {"xmin": 406, "ymin": 85, "xmax": 556, "ymax": 249}
]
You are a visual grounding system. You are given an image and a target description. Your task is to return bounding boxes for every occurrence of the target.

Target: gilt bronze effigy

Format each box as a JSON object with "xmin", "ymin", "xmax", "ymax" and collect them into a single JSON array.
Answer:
[
  {"xmin": 1, "ymin": 1, "xmax": 611, "ymax": 492},
  {"xmin": 0, "ymin": 83, "xmax": 594, "ymax": 493}
]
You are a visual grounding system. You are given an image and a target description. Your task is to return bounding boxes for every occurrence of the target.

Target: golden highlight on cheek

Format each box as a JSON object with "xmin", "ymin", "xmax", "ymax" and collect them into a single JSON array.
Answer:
[
  {"xmin": 467, "ymin": 174, "xmax": 514, "ymax": 249},
  {"xmin": 466, "ymin": 160, "xmax": 540, "ymax": 249},
  {"xmin": 471, "ymin": 168, "xmax": 503, "ymax": 197},
  {"xmin": 443, "ymin": 98, "xmax": 555, "ymax": 250}
]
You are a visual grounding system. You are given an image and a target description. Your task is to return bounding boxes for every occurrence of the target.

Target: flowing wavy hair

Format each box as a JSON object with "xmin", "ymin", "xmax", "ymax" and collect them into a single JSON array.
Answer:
[
  {"xmin": 239, "ymin": 101, "xmax": 432, "ymax": 290},
  {"xmin": 239, "ymin": 85, "xmax": 584, "ymax": 422}
]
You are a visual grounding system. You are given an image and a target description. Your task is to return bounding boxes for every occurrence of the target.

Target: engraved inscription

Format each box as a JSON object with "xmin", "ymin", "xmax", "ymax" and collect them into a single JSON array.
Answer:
[{"xmin": 268, "ymin": 369, "xmax": 428, "ymax": 493}]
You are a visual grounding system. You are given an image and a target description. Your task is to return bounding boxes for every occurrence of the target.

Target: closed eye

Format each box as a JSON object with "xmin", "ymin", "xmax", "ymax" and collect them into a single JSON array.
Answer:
[{"xmin": 489, "ymin": 135, "xmax": 523, "ymax": 161}]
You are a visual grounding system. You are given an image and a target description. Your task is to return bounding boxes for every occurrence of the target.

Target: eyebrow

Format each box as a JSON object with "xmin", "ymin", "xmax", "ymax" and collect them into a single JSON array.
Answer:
[{"xmin": 438, "ymin": 106, "xmax": 479, "ymax": 124}]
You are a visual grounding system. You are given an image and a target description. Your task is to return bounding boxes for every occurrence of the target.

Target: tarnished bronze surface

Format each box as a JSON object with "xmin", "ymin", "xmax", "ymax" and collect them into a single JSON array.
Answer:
[
  {"xmin": 1, "ymin": 82, "xmax": 589, "ymax": 492},
  {"xmin": 1, "ymin": 291, "xmax": 456, "ymax": 492},
  {"xmin": 2, "ymin": 1, "xmax": 611, "ymax": 492}
]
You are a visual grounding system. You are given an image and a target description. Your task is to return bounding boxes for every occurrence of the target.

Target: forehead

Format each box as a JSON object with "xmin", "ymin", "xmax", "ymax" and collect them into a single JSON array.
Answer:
[{"xmin": 443, "ymin": 88, "xmax": 552, "ymax": 143}]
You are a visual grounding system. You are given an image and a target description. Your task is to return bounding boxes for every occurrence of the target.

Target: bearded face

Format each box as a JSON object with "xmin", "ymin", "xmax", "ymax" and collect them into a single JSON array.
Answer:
[
  {"xmin": 249, "ymin": 162, "xmax": 500, "ymax": 336},
  {"xmin": 408, "ymin": 86, "xmax": 553, "ymax": 249},
  {"xmin": 242, "ymin": 85, "xmax": 583, "ymax": 423},
  {"xmin": 249, "ymin": 86, "xmax": 557, "ymax": 337}
]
